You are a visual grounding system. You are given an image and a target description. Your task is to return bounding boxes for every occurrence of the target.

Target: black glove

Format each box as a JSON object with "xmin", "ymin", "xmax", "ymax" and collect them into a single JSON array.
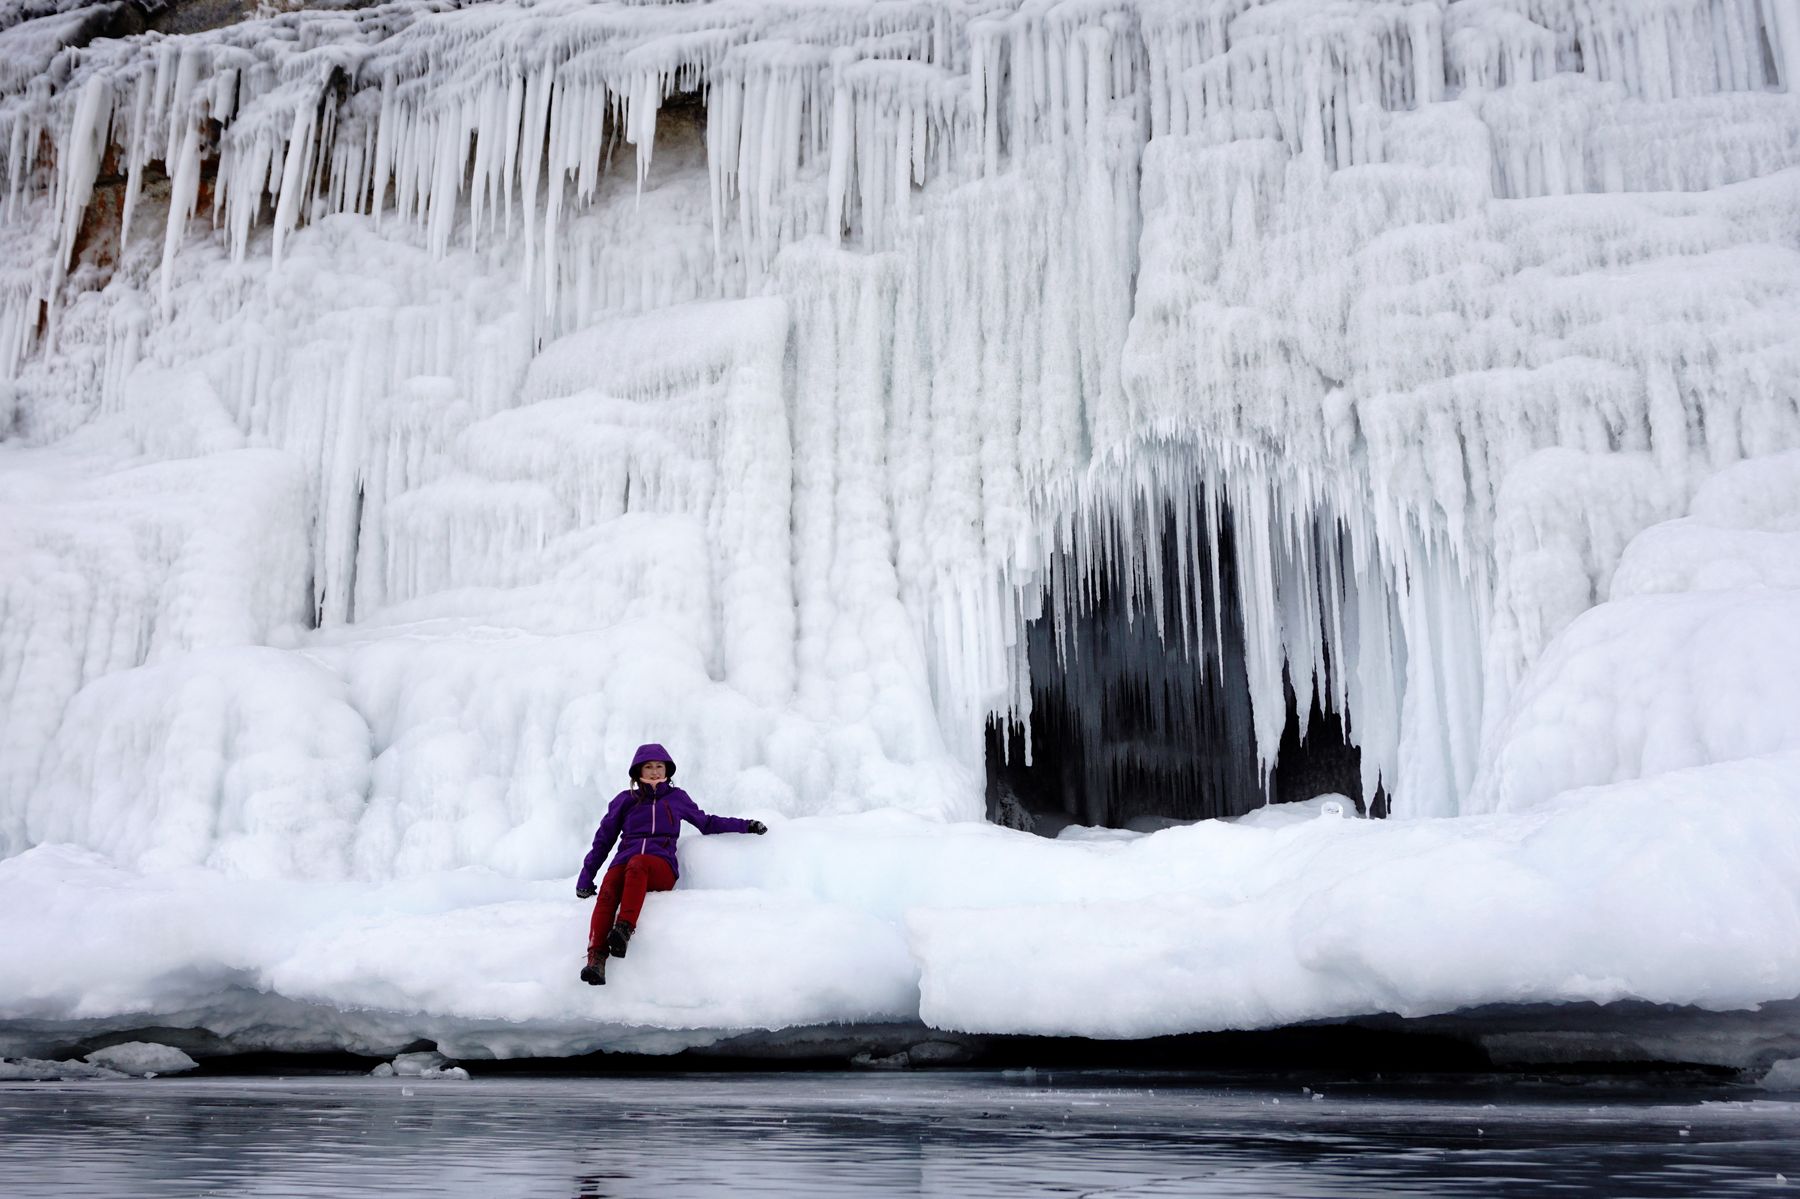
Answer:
[
  {"xmin": 745, "ymin": 820, "xmax": 767, "ymax": 835},
  {"xmin": 576, "ymin": 886, "xmax": 595, "ymax": 899}
]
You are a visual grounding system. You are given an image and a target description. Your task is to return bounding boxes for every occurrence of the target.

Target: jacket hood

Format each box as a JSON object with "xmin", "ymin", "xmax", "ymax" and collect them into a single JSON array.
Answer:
[{"xmin": 629, "ymin": 742, "xmax": 676, "ymax": 779}]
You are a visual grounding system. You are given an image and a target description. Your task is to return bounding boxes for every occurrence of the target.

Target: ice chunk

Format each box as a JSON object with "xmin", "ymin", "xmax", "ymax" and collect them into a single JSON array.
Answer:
[
  {"xmin": 0, "ymin": 1056, "xmax": 127, "ymax": 1081},
  {"xmin": 83, "ymin": 1041, "xmax": 199, "ymax": 1077},
  {"xmin": 390, "ymin": 1051, "xmax": 449, "ymax": 1077}
]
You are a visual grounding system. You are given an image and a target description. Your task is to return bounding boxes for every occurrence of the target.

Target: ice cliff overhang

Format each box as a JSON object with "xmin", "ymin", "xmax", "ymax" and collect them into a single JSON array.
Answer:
[{"xmin": 2, "ymin": 0, "xmax": 1800, "ymax": 1057}]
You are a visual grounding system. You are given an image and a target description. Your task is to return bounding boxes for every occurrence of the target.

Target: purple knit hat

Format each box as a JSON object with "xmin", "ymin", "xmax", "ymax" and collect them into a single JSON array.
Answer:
[{"xmin": 629, "ymin": 743, "xmax": 675, "ymax": 780}]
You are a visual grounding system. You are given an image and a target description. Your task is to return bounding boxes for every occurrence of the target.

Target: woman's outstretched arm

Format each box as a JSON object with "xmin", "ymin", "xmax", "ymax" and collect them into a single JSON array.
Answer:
[{"xmin": 672, "ymin": 791, "xmax": 766, "ymax": 835}]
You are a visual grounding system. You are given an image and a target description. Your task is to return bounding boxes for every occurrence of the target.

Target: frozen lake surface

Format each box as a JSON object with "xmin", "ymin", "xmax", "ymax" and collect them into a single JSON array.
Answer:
[{"xmin": 4, "ymin": 1070, "xmax": 1799, "ymax": 1197}]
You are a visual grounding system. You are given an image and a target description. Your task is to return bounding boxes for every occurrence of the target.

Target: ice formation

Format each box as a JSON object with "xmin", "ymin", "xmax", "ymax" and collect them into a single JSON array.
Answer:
[
  {"xmin": 82, "ymin": 1040, "xmax": 198, "ymax": 1076},
  {"xmin": 1, "ymin": 0, "xmax": 1799, "ymax": 1060},
  {"xmin": 372, "ymin": 1050, "xmax": 470, "ymax": 1079}
]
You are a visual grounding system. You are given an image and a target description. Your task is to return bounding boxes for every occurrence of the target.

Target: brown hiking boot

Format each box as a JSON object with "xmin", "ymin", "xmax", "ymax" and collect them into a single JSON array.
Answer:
[
  {"xmin": 579, "ymin": 948, "xmax": 606, "ymax": 986},
  {"xmin": 607, "ymin": 921, "xmax": 634, "ymax": 959}
]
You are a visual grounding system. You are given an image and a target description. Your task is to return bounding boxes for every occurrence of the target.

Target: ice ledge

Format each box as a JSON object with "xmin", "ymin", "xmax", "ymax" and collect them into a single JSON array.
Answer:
[
  {"xmin": 7, "ymin": 771, "xmax": 1800, "ymax": 1066},
  {"xmin": 6, "ymin": 1005, "xmax": 1797, "ymax": 1077}
]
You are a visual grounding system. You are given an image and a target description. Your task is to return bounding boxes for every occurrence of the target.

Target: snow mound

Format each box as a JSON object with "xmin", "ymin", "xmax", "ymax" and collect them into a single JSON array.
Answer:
[
  {"xmin": 914, "ymin": 755, "xmax": 1800, "ymax": 1040},
  {"xmin": 1472, "ymin": 451, "xmax": 1800, "ymax": 815}
]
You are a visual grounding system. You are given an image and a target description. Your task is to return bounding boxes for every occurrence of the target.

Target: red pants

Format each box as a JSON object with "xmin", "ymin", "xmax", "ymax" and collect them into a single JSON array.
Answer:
[{"xmin": 588, "ymin": 854, "xmax": 676, "ymax": 953}]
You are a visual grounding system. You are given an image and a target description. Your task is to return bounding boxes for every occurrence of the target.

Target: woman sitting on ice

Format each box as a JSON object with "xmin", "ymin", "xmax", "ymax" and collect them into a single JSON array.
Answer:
[{"xmin": 575, "ymin": 742, "xmax": 766, "ymax": 985}]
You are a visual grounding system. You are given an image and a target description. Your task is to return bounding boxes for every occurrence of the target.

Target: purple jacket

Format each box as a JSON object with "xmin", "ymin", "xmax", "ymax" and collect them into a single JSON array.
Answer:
[{"xmin": 577, "ymin": 781, "xmax": 752, "ymax": 887}]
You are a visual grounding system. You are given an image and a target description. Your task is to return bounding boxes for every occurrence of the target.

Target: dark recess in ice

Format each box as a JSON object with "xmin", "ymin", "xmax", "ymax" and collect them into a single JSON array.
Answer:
[{"xmin": 987, "ymin": 496, "xmax": 1373, "ymax": 831}]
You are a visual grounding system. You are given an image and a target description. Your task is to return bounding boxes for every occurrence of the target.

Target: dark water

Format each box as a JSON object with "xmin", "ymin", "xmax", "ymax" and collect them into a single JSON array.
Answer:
[{"xmin": 3, "ymin": 1071, "xmax": 1799, "ymax": 1197}]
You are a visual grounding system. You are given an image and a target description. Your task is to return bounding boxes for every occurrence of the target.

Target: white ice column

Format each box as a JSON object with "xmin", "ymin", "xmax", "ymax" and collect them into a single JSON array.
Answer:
[
  {"xmin": 701, "ymin": 300, "xmax": 798, "ymax": 707},
  {"xmin": 1393, "ymin": 535, "xmax": 1487, "ymax": 816}
]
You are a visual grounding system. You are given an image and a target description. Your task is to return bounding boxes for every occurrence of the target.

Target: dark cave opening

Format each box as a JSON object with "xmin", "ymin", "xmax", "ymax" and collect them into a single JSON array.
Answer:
[{"xmin": 986, "ymin": 500, "xmax": 1377, "ymax": 835}]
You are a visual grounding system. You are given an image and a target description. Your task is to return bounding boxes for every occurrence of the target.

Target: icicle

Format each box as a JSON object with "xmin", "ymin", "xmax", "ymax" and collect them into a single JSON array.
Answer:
[
  {"xmin": 426, "ymin": 111, "xmax": 461, "ymax": 256},
  {"xmin": 501, "ymin": 66, "xmax": 524, "ymax": 238},
  {"xmin": 118, "ymin": 72, "xmax": 153, "ymax": 256},
  {"xmin": 51, "ymin": 74, "xmax": 112, "ymax": 309},
  {"xmin": 162, "ymin": 45, "xmax": 199, "ymax": 167},
  {"xmin": 1767, "ymin": 0, "xmax": 1800, "ymax": 92},
  {"xmin": 518, "ymin": 63, "xmax": 551, "ymax": 315},
  {"xmin": 369, "ymin": 73, "xmax": 396, "ymax": 223},
  {"xmin": 158, "ymin": 122, "xmax": 202, "ymax": 322},
  {"xmin": 824, "ymin": 65, "xmax": 851, "ymax": 241},
  {"xmin": 469, "ymin": 83, "xmax": 495, "ymax": 249},
  {"xmin": 271, "ymin": 99, "xmax": 317, "ymax": 269},
  {"xmin": 628, "ymin": 67, "xmax": 660, "ymax": 201}
]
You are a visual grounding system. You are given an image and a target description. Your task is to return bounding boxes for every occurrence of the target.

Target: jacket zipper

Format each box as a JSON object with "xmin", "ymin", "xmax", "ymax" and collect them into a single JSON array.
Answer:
[{"xmin": 634, "ymin": 790, "xmax": 670, "ymax": 861}]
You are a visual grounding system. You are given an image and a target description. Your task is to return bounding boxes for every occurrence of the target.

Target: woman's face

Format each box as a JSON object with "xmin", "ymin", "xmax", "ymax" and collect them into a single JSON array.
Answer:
[{"xmin": 639, "ymin": 761, "xmax": 668, "ymax": 785}]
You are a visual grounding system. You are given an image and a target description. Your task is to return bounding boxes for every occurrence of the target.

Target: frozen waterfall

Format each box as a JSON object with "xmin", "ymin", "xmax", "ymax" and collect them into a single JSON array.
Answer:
[{"xmin": 2, "ymin": 0, "xmax": 1800, "ymax": 1061}]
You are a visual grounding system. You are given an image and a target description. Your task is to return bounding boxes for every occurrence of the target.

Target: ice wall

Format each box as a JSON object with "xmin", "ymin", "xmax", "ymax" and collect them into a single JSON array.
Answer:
[{"xmin": 2, "ymin": 0, "xmax": 1800, "ymax": 878}]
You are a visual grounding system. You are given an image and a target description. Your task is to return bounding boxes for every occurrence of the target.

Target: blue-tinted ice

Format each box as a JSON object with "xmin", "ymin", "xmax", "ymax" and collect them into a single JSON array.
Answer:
[{"xmin": 3, "ymin": 1071, "xmax": 1798, "ymax": 1197}]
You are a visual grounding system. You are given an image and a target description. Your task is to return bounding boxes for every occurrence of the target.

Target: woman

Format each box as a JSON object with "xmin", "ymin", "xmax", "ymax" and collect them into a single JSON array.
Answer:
[{"xmin": 575, "ymin": 742, "xmax": 766, "ymax": 985}]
